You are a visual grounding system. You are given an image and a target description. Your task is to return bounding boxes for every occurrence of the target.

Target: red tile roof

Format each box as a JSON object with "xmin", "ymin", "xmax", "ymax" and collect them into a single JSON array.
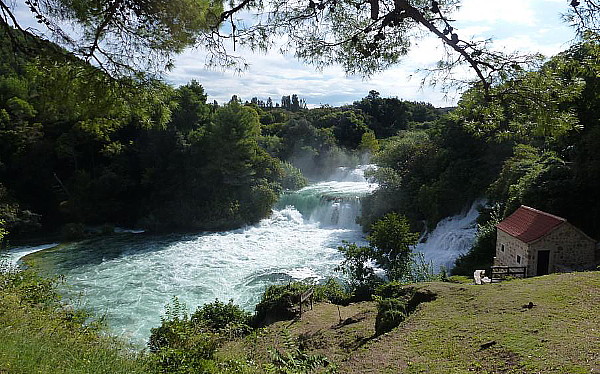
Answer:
[{"xmin": 496, "ymin": 205, "xmax": 566, "ymax": 243}]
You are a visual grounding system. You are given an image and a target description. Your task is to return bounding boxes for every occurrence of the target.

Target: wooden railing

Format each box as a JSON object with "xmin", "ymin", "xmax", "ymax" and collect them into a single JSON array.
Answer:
[{"xmin": 490, "ymin": 266, "xmax": 527, "ymax": 282}]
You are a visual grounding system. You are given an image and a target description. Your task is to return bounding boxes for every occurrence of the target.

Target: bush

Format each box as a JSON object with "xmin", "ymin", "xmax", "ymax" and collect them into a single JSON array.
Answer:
[
  {"xmin": 375, "ymin": 297, "xmax": 407, "ymax": 336},
  {"xmin": 255, "ymin": 280, "xmax": 352, "ymax": 325},
  {"xmin": 254, "ymin": 283, "xmax": 312, "ymax": 324},
  {"xmin": 191, "ymin": 299, "xmax": 252, "ymax": 337},
  {"xmin": 336, "ymin": 242, "xmax": 382, "ymax": 300},
  {"xmin": 313, "ymin": 278, "xmax": 352, "ymax": 306},
  {"xmin": 375, "ymin": 281, "xmax": 411, "ymax": 299},
  {"xmin": 0, "ymin": 264, "xmax": 145, "ymax": 373},
  {"xmin": 374, "ymin": 284, "xmax": 437, "ymax": 335},
  {"xmin": 265, "ymin": 330, "xmax": 337, "ymax": 373},
  {"xmin": 0, "ymin": 263, "xmax": 61, "ymax": 305},
  {"xmin": 279, "ymin": 161, "xmax": 308, "ymax": 190},
  {"xmin": 367, "ymin": 213, "xmax": 420, "ymax": 281},
  {"xmin": 148, "ymin": 298, "xmax": 221, "ymax": 373}
]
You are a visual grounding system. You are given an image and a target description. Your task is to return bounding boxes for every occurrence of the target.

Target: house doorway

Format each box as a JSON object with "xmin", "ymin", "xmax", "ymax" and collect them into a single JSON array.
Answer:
[{"xmin": 537, "ymin": 250, "xmax": 550, "ymax": 275}]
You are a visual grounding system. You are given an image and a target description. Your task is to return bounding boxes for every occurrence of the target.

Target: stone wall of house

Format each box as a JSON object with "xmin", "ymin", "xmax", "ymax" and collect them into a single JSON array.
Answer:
[
  {"xmin": 494, "ymin": 230, "xmax": 529, "ymax": 271},
  {"xmin": 530, "ymin": 222, "xmax": 596, "ymax": 273}
]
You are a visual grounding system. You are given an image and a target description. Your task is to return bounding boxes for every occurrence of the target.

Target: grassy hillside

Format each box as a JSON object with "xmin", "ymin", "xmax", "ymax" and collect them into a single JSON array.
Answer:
[
  {"xmin": 1, "ymin": 268, "xmax": 598, "ymax": 373},
  {"xmin": 222, "ymin": 271, "xmax": 600, "ymax": 373},
  {"xmin": 0, "ymin": 267, "xmax": 147, "ymax": 374}
]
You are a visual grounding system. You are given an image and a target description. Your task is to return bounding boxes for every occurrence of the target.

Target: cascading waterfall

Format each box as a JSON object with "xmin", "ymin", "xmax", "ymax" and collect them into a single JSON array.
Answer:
[
  {"xmin": 4, "ymin": 165, "xmax": 376, "ymax": 344},
  {"xmin": 414, "ymin": 199, "xmax": 486, "ymax": 271}
]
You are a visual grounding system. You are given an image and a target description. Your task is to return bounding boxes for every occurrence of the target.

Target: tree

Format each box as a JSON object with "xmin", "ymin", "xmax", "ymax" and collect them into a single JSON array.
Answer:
[
  {"xmin": 338, "ymin": 212, "xmax": 419, "ymax": 289},
  {"xmin": 358, "ymin": 130, "xmax": 380, "ymax": 154},
  {"xmin": 367, "ymin": 212, "xmax": 419, "ymax": 281},
  {"xmin": 354, "ymin": 91, "xmax": 441, "ymax": 137},
  {"xmin": 170, "ymin": 80, "xmax": 211, "ymax": 134},
  {"xmin": 3, "ymin": 0, "xmax": 597, "ymax": 88},
  {"xmin": 336, "ymin": 241, "xmax": 381, "ymax": 297},
  {"xmin": 0, "ymin": 0, "xmax": 224, "ymax": 75}
]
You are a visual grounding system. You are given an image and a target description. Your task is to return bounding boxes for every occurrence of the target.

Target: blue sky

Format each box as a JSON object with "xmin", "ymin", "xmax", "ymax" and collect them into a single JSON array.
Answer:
[{"xmin": 166, "ymin": 0, "xmax": 576, "ymax": 107}]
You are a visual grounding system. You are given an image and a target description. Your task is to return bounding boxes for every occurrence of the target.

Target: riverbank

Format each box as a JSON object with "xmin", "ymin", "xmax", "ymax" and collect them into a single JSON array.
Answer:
[
  {"xmin": 220, "ymin": 271, "xmax": 600, "ymax": 373},
  {"xmin": 1, "ymin": 268, "xmax": 598, "ymax": 373}
]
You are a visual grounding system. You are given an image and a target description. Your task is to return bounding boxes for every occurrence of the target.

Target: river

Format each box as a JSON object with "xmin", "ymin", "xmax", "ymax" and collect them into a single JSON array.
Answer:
[
  {"xmin": 6, "ymin": 166, "xmax": 376, "ymax": 343},
  {"xmin": 3, "ymin": 165, "xmax": 481, "ymax": 344}
]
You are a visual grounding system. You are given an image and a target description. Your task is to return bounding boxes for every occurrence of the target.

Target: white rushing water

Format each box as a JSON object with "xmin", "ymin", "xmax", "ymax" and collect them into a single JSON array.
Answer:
[
  {"xmin": 5, "ymin": 166, "xmax": 483, "ymax": 344},
  {"xmin": 415, "ymin": 199, "xmax": 485, "ymax": 271},
  {"xmin": 1, "ymin": 243, "xmax": 60, "ymax": 266},
  {"xmin": 15, "ymin": 165, "xmax": 376, "ymax": 344}
]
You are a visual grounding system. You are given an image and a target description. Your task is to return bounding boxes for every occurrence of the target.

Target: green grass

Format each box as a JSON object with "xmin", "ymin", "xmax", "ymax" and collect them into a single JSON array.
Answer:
[
  {"xmin": 399, "ymin": 272, "xmax": 600, "ymax": 373},
  {"xmin": 230, "ymin": 271, "xmax": 600, "ymax": 373},
  {"xmin": 2, "ymin": 264, "xmax": 598, "ymax": 373},
  {"xmin": 0, "ymin": 267, "xmax": 148, "ymax": 374}
]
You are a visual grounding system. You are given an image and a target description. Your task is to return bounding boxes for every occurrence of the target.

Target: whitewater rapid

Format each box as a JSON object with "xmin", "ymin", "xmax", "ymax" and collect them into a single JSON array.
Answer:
[
  {"xmin": 14, "ymin": 165, "xmax": 376, "ymax": 343},
  {"xmin": 3, "ymin": 166, "xmax": 483, "ymax": 344},
  {"xmin": 415, "ymin": 199, "xmax": 485, "ymax": 271}
]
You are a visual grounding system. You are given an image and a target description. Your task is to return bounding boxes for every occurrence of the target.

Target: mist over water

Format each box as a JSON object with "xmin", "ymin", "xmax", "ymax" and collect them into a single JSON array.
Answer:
[{"xmin": 17, "ymin": 165, "xmax": 377, "ymax": 344}]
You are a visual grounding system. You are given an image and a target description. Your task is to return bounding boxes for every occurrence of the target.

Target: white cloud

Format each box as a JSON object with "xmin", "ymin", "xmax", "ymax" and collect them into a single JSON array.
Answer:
[
  {"xmin": 456, "ymin": 0, "xmax": 537, "ymax": 26},
  {"xmin": 166, "ymin": 0, "xmax": 579, "ymax": 108},
  {"xmin": 493, "ymin": 34, "xmax": 568, "ymax": 57},
  {"xmin": 10, "ymin": 0, "xmax": 576, "ymax": 108},
  {"xmin": 166, "ymin": 35, "xmax": 452, "ymax": 107}
]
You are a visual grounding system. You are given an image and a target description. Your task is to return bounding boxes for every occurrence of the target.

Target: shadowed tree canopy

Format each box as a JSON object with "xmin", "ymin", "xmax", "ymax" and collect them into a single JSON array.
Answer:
[
  {"xmin": 1, "ymin": 1, "xmax": 599, "ymax": 88},
  {"xmin": 0, "ymin": 0, "xmax": 224, "ymax": 75}
]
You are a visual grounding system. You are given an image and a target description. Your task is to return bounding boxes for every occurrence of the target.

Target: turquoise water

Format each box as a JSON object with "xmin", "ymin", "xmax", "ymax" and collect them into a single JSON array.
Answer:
[
  {"xmin": 7, "ymin": 165, "xmax": 481, "ymax": 345},
  {"xmin": 18, "ymin": 166, "xmax": 376, "ymax": 344}
]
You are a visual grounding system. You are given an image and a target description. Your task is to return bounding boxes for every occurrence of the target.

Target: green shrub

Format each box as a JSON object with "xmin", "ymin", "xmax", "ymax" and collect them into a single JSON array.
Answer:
[
  {"xmin": 148, "ymin": 298, "xmax": 221, "ymax": 373},
  {"xmin": 0, "ymin": 263, "xmax": 61, "ymax": 305},
  {"xmin": 254, "ymin": 283, "xmax": 310, "ymax": 324},
  {"xmin": 375, "ymin": 297, "xmax": 408, "ymax": 336},
  {"xmin": 336, "ymin": 241, "xmax": 382, "ymax": 300},
  {"xmin": 374, "ymin": 284, "xmax": 437, "ymax": 335},
  {"xmin": 280, "ymin": 161, "xmax": 308, "ymax": 190},
  {"xmin": 375, "ymin": 281, "xmax": 411, "ymax": 299},
  {"xmin": 313, "ymin": 278, "xmax": 352, "ymax": 306},
  {"xmin": 264, "ymin": 330, "xmax": 337, "ymax": 374},
  {"xmin": 255, "ymin": 280, "xmax": 352, "ymax": 325},
  {"xmin": 191, "ymin": 299, "xmax": 252, "ymax": 337},
  {"xmin": 0, "ymin": 264, "xmax": 146, "ymax": 373}
]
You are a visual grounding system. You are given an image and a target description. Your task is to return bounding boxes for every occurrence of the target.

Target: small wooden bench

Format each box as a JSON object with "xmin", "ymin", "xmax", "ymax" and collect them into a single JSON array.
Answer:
[{"xmin": 297, "ymin": 288, "xmax": 314, "ymax": 318}]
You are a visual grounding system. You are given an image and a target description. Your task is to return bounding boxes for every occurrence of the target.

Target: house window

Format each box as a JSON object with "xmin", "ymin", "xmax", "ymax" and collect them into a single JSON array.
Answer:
[
  {"xmin": 501, "ymin": 244, "xmax": 505, "ymax": 252},
  {"xmin": 516, "ymin": 255, "xmax": 521, "ymax": 264}
]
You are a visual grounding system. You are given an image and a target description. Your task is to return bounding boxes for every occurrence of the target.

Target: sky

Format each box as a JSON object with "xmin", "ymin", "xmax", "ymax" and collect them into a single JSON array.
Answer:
[
  {"xmin": 9, "ymin": 0, "xmax": 577, "ymax": 108},
  {"xmin": 166, "ymin": 0, "xmax": 576, "ymax": 107}
]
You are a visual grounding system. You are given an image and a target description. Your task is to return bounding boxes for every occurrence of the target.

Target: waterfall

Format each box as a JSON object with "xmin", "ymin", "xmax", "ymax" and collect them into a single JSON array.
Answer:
[
  {"xmin": 5, "ymin": 167, "xmax": 487, "ymax": 343},
  {"xmin": 6, "ymin": 165, "xmax": 376, "ymax": 344},
  {"xmin": 414, "ymin": 199, "xmax": 485, "ymax": 272}
]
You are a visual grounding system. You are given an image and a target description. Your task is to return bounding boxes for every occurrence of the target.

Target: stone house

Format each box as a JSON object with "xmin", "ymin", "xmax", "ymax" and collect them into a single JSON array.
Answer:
[{"xmin": 494, "ymin": 205, "xmax": 597, "ymax": 276}]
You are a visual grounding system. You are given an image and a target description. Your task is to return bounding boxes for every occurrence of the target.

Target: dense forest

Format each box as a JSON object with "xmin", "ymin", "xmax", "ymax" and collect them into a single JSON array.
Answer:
[
  {"xmin": 0, "ymin": 28, "xmax": 441, "ymax": 239},
  {"xmin": 2, "ymin": 28, "xmax": 600, "ymax": 277},
  {"xmin": 360, "ymin": 33, "xmax": 600, "ymax": 274}
]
